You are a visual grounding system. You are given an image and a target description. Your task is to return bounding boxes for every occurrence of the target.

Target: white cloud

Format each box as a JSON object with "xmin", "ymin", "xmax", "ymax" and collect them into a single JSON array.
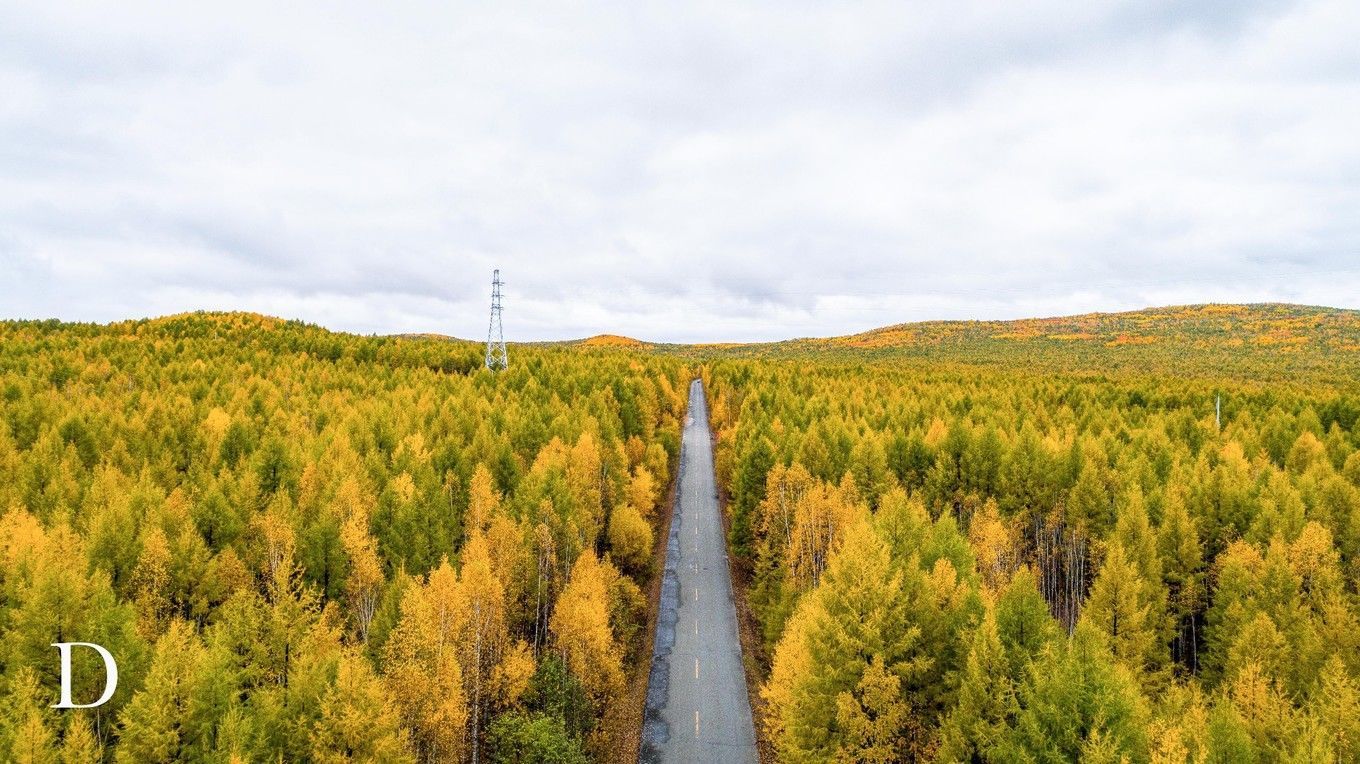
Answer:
[{"xmin": 1, "ymin": 0, "xmax": 1357, "ymax": 341}]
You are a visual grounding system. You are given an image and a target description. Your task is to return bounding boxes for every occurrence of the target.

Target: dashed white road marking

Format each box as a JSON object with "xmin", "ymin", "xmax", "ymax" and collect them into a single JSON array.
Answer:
[
  {"xmin": 695, "ymin": 658, "xmax": 700, "ymax": 679},
  {"xmin": 695, "ymin": 710, "xmax": 700, "ymax": 738}
]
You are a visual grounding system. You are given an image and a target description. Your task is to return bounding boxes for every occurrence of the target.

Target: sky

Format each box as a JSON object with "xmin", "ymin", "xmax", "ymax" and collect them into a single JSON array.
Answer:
[{"xmin": 2, "ymin": 1, "xmax": 1358, "ymax": 343}]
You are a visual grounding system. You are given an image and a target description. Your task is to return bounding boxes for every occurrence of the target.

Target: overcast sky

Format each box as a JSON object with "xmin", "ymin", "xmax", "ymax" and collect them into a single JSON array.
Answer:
[{"xmin": 2, "ymin": 1, "xmax": 1358, "ymax": 342}]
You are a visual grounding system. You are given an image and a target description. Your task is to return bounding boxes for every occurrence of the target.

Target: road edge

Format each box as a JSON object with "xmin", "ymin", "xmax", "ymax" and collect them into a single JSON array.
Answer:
[
  {"xmin": 627, "ymin": 376, "xmax": 690, "ymax": 763},
  {"xmin": 708, "ymin": 392, "xmax": 775, "ymax": 763}
]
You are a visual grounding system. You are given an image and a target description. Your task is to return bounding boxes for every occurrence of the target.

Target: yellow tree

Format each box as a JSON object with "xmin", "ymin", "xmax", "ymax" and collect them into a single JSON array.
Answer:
[
  {"xmin": 4, "ymin": 668, "xmax": 57, "ymax": 764},
  {"xmin": 566, "ymin": 432, "xmax": 604, "ymax": 545},
  {"xmin": 490, "ymin": 639, "xmax": 536, "ymax": 710},
  {"xmin": 787, "ymin": 481, "xmax": 863, "ymax": 592},
  {"xmin": 1309, "ymin": 655, "xmax": 1360, "ymax": 761},
  {"xmin": 627, "ymin": 465, "xmax": 658, "ymax": 521},
  {"xmin": 755, "ymin": 463, "xmax": 817, "ymax": 572},
  {"xmin": 60, "ymin": 714, "xmax": 103, "ymax": 764},
  {"xmin": 549, "ymin": 550, "xmax": 624, "ymax": 704},
  {"xmin": 968, "ymin": 498, "xmax": 1020, "ymax": 593},
  {"xmin": 382, "ymin": 559, "xmax": 468, "ymax": 763},
  {"xmin": 13, "ymin": 713, "xmax": 57, "ymax": 764},
  {"xmin": 458, "ymin": 533, "xmax": 509, "ymax": 761},
  {"xmin": 332, "ymin": 475, "xmax": 376, "ymax": 523},
  {"xmin": 484, "ymin": 513, "xmax": 532, "ymax": 635},
  {"xmin": 251, "ymin": 494, "xmax": 296, "ymax": 582},
  {"xmin": 130, "ymin": 523, "xmax": 172, "ymax": 638},
  {"xmin": 340, "ymin": 512, "xmax": 383, "ymax": 643},
  {"xmin": 834, "ymin": 656, "xmax": 908, "ymax": 764},
  {"xmin": 466, "ymin": 464, "xmax": 501, "ymax": 540},
  {"xmin": 607, "ymin": 503, "xmax": 652, "ymax": 575},
  {"xmin": 1227, "ymin": 662, "xmax": 1298, "ymax": 757}
]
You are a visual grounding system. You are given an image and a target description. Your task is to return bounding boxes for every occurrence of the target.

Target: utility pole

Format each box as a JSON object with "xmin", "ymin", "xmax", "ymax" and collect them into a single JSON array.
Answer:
[{"xmin": 485, "ymin": 269, "xmax": 507, "ymax": 371}]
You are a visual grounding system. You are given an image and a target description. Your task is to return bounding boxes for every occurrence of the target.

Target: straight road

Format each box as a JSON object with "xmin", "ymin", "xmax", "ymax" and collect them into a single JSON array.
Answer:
[{"xmin": 641, "ymin": 379, "xmax": 758, "ymax": 763}]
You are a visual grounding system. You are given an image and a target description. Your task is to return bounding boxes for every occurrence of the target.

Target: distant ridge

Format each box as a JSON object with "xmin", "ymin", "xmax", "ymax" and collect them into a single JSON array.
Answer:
[
  {"xmin": 574, "ymin": 334, "xmax": 651, "ymax": 349},
  {"xmin": 694, "ymin": 303, "xmax": 1360, "ymax": 383},
  {"xmin": 804, "ymin": 303, "xmax": 1360, "ymax": 350}
]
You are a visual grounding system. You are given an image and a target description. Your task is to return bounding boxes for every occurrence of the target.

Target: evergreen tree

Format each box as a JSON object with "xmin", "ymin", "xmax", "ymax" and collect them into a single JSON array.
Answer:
[
  {"xmin": 310, "ymin": 650, "xmax": 412, "ymax": 763},
  {"xmin": 485, "ymin": 712, "xmax": 588, "ymax": 764},
  {"xmin": 834, "ymin": 656, "xmax": 908, "ymax": 764},
  {"xmin": 1081, "ymin": 541, "xmax": 1165, "ymax": 688},
  {"xmin": 115, "ymin": 620, "xmax": 203, "ymax": 763},
  {"xmin": 59, "ymin": 714, "xmax": 103, "ymax": 764},
  {"xmin": 994, "ymin": 624, "xmax": 1149, "ymax": 762},
  {"xmin": 763, "ymin": 521, "xmax": 919, "ymax": 761},
  {"xmin": 1157, "ymin": 487, "xmax": 1205, "ymax": 672},
  {"xmin": 935, "ymin": 609, "xmax": 1016, "ymax": 763},
  {"xmin": 1309, "ymin": 655, "xmax": 1360, "ymax": 761},
  {"xmin": 993, "ymin": 568, "xmax": 1059, "ymax": 677}
]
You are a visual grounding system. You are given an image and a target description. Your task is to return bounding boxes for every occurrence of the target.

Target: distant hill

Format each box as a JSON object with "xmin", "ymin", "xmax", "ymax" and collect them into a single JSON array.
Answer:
[
  {"xmin": 575, "ymin": 334, "xmax": 651, "ymax": 349},
  {"xmin": 677, "ymin": 304, "xmax": 1360, "ymax": 384}
]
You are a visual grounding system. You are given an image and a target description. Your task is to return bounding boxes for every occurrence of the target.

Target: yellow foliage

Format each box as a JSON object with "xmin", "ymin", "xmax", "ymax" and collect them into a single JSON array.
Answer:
[
  {"xmin": 627, "ymin": 465, "xmax": 658, "ymax": 520},
  {"xmin": 607, "ymin": 504, "xmax": 653, "ymax": 574},
  {"xmin": 788, "ymin": 481, "xmax": 863, "ymax": 591},
  {"xmin": 340, "ymin": 512, "xmax": 384, "ymax": 642},
  {"xmin": 550, "ymin": 550, "xmax": 624, "ymax": 702},
  {"xmin": 467, "ymin": 464, "xmax": 501, "ymax": 538},
  {"xmin": 491, "ymin": 640, "xmax": 536, "ymax": 709},
  {"xmin": 383, "ymin": 563, "xmax": 468, "ymax": 763}
]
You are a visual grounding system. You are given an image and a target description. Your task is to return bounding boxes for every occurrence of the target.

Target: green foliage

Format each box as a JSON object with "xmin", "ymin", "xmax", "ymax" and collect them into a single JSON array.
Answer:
[
  {"xmin": 486, "ymin": 712, "xmax": 589, "ymax": 764},
  {"xmin": 993, "ymin": 624, "xmax": 1149, "ymax": 762},
  {"xmin": 523, "ymin": 654, "xmax": 595, "ymax": 744}
]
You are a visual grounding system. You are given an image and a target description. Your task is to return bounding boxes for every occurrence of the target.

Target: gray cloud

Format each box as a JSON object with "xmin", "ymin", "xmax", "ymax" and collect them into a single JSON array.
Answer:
[{"xmin": 1, "ymin": 0, "xmax": 1358, "ymax": 342}]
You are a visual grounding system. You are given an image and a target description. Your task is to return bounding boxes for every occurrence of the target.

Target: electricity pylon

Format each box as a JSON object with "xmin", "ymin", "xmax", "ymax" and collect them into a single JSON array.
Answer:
[{"xmin": 485, "ymin": 269, "xmax": 507, "ymax": 371}]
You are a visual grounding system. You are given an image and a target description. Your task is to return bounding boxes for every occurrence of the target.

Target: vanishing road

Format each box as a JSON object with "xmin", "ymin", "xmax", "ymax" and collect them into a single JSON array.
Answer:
[{"xmin": 641, "ymin": 379, "xmax": 759, "ymax": 763}]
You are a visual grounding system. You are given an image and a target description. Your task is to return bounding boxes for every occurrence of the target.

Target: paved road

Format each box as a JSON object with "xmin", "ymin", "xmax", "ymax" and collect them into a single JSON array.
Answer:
[{"xmin": 641, "ymin": 379, "xmax": 759, "ymax": 764}]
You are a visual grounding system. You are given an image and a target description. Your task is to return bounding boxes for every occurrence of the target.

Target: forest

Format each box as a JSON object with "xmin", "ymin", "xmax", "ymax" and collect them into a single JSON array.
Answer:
[
  {"xmin": 706, "ymin": 306, "xmax": 1360, "ymax": 761},
  {"xmin": 0, "ymin": 313, "xmax": 687, "ymax": 763},
  {"xmin": 3, "ymin": 304, "xmax": 1360, "ymax": 762}
]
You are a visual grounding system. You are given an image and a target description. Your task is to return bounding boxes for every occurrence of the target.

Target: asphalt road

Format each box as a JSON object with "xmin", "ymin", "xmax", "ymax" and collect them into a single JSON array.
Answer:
[{"xmin": 640, "ymin": 378, "xmax": 759, "ymax": 764}]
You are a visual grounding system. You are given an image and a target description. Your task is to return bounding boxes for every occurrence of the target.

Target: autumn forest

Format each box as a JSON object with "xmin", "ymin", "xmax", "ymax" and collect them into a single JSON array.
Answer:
[{"xmin": 3, "ymin": 304, "xmax": 1360, "ymax": 762}]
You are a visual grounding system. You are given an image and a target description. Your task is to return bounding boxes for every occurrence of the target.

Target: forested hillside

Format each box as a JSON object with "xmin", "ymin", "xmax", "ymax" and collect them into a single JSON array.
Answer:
[
  {"xmin": 705, "ymin": 328, "xmax": 1360, "ymax": 761},
  {"xmin": 0, "ymin": 313, "xmax": 687, "ymax": 762},
  {"xmin": 693, "ymin": 304, "xmax": 1360, "ymax": 383}
]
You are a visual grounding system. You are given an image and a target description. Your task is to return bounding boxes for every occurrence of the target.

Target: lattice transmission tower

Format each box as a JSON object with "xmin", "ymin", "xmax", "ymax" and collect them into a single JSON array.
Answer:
[{"xmin": 485, "ymin": 269, "xmax": 507, "ymax": 371}]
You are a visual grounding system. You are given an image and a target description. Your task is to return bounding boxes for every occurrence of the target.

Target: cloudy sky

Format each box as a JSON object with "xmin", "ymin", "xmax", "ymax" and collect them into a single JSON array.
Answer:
[{"xmin": 2, "ymin": 1, "xmax": 1358, "ymax": 342}]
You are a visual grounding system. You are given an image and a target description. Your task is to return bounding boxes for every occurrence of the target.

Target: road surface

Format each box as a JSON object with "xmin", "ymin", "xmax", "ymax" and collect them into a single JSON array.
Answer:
[{"xmin": 641, "ymin": 379, "xmax": 759, "ymax": 764}]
